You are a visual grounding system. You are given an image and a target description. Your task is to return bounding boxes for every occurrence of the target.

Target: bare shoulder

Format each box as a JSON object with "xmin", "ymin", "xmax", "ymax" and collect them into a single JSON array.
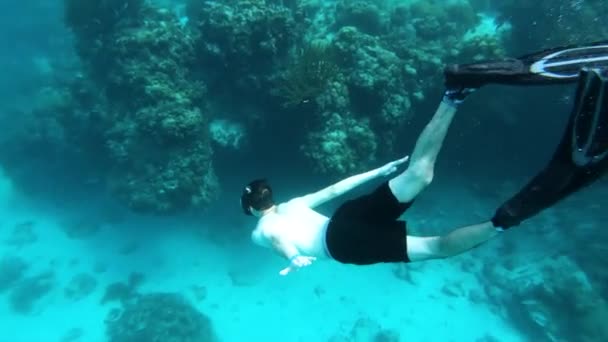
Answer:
[
  {"xmin": 251, "ymin": 225, "xmax": 271, "ymax": 247},
  {"xmin": 282, "ymin": 198, "xmax": 309, "ymax": 209},
  {"xmin": 250, "ymin": 215, "xmax": 279, "ymax": 246}
]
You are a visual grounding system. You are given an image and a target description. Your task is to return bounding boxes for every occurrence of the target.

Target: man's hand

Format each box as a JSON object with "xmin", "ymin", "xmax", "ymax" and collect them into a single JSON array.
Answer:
[
  {"xmin": 377, "ymin": 156, "xmax": 409, "ymax": 176},
  {"xmin": 279, "ymin": 255, "xmax": 316, "ymax": 276}
]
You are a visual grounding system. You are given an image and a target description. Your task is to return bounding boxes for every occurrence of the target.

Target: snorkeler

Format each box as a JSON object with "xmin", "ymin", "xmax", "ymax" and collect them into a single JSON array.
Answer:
[{"xmin": 241, "ymin": 41, "xmax": 608, "ymax": 276}]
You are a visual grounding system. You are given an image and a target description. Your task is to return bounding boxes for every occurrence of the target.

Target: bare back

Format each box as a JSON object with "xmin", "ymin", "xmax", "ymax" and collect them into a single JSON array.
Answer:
[{"xmin": 251, "ymin": 199, "xmax": 330, "ymax": 259}]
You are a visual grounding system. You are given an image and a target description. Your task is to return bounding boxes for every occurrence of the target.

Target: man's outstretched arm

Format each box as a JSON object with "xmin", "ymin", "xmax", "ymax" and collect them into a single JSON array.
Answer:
[
  {"xmin": 264, "ymin": 231, "xmax": 316, "ymax": 276},
  {"xmin": 294, "ymin": 156, "xmax": 409, "ymax": 208}
]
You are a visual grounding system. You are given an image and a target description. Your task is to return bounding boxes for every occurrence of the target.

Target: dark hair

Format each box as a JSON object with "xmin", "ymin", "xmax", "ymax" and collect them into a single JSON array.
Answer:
[{"xmin": 240, "ymin": 179, "xmax": 274, "ymax": 216}]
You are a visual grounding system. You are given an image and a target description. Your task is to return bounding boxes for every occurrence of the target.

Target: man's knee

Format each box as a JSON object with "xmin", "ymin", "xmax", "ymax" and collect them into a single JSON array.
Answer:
[
  {"xmin": 408, "ymin": 162, "xmax": 434, "ymax": 186},
  {"xmin": 406, "ymin": 236, "xmax": 445, "ymax": 262},
  {"xmin": 389, "ymin": 163, "xmax": 434, "ymax": 203}
]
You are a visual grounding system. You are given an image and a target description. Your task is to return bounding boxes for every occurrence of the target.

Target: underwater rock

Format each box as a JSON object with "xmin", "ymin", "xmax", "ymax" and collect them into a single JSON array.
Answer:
[
  {"xmin": 467, "ymin": 289, "xmax": 485, "ymax": 305},
  {"xmin": 61, "ymin": 219, "xmax": 101, "ymax": 239},
  {"xmin": 0, "ymin": 255, "xmax": 29, "ymax": 292},
  {"xmin": 476, "ymin": 334, "xmax": 501, "ymax": 342},
  {"xmin": 101, "ymin": 271, "xmax": 145, "ymax": 305},
  {"xmin": 190, "ymin": 284, "xmax": 207, "ymax": 302},
  {"xmin": 93, "ymin": 261, "xmax": 108, "ymax": 274},
  {"xmin": 313, "ymin": 285, "xmax": 325, "ymax": 299},
  {"xmin": 4, "ymin": 221, "xmax": 38, "ymax": 248},
  {"xmin": 227, "ymin": 254, "xmax": 267, "ymax": 288},
  {"xmin": 65, "ymin": 273, "xmax": 98, "ymax": 301},
  {"xmin": 9, "ymin": 271, "xmax": 55, "ymax": 314},
  {"xmin": 441, "ymin": 282, "xmax": 465, "ymax": 298},
  {"xmin": 329, "ymin": 317, "xmax": 400, "ymax": 342},
  {"xmin": 374, "ymin": 329, "xmax": 400, "ymax": 342},
  {"xmin": 105, "ymin": 292, "xmax": 216, "ymax": 342},
  {"xmin": 391, "ymin": 264, "xmax": 415, "ymax": 285},
  {"xmin": 118, "ymin": 241, "xmax": 139, "ymax": 255},
  {"xmin": 68, "ymin": 257, "xmax": 80, "ymax": 268},
  {"xmin": 101, "ymin": 282, "xmax": 135, "ymax": 305},
  {"xmin": 60, "ymin": 328, "xmax": 84, "ymax": 342},
  {"xmin": 482, "ymin": 255, "xmax": 608, "ymax": 341},
  {"xmin": 227, "ymin": 268, "xmax": 259, "ymax": 288},
  {"xmin": 209, "ymin": 119, "xmax": 246, "ymax": 149}
]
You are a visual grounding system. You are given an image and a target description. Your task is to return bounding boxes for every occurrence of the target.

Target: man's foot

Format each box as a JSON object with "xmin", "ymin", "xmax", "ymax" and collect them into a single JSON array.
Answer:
[{"xmin": 443, "ymin": 87, "xmax": 477, "ymax": 105}]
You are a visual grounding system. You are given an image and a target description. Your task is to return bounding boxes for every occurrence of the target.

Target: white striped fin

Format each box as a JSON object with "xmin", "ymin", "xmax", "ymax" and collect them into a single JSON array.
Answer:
[{"xmin": 530, "ymin": 45, "xmax": 608, "ymax": 79}]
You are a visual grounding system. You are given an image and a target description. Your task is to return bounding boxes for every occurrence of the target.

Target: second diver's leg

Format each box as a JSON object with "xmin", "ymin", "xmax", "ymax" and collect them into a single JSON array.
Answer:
[{"xmin": 389, "ymin": 97, "xmax": 461, "ymax": 203}]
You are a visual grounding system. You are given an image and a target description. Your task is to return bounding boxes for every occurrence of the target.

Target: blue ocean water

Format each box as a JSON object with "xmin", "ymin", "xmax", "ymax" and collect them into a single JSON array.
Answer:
[{"xmin": 0, "ymin": 1, "xmax": 607, "ymax": 341}]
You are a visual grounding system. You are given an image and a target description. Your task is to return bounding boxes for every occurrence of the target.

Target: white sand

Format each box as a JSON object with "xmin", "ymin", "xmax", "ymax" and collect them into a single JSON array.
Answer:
[{"xmin": 0, "ymin": 180, "xmax": 524, "ymax": 342}]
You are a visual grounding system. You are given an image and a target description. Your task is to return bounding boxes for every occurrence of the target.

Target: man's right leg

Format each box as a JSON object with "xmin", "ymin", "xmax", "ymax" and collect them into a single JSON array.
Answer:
[
  {"xmin": 389, "ymin": 96, "xmax": 462, "ymax": 203},
  {"xmin": 492, "ymin": 68, "xmax": 608, "ymax": 229}
]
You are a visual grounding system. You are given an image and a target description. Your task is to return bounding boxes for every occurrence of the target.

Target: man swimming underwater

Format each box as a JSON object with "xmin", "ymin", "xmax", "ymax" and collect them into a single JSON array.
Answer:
[{"xmin": 241, "ymin": 41, "xmax": 608, "ymax": 276}]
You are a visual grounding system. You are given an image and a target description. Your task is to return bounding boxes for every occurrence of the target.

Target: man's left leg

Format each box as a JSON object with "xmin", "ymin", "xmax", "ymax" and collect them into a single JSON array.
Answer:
[
  {"xmin": 406, "ymin": 67, "xmax": 608, "ymax": 262},
  {"xmin": 389, "ymin": 93, "xmax": 466, "ymax": 204},
  {"xmin": 406, "ymin": 221, "xmax": 497, "ymax": 262}
]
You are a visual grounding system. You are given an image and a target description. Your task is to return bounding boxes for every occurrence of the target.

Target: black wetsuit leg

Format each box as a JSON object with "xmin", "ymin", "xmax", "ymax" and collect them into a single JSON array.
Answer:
[{"xmin": 491, "ymin": 68, "xmax": 608, "ymax": 229}]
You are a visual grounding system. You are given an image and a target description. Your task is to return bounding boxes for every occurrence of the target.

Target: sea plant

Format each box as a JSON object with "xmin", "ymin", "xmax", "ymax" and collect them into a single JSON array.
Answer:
[{"xmin": 279, "ymin": 42, "xmax": 340, "ymax": 106}]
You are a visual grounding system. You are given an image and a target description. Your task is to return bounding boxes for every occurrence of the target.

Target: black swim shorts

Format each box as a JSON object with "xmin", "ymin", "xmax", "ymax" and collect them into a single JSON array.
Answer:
[{"xmin": 325, "ymin": 181, "xmax": 413, "ymax": 265}]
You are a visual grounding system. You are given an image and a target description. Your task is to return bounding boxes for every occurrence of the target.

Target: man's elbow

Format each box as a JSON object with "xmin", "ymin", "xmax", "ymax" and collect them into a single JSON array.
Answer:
[{"xmin": 326, "ymin": 185, "xmax": 342, "ymax": 199}]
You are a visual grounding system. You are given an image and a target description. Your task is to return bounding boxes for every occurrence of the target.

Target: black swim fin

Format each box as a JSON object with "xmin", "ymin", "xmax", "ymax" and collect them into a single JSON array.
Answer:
[
  {"xmin": 491, "ymin": 68, "xmax": 608, "ymax": 229},
  {"xmin": 572, "ymin": 68, "xmax": 608, "ymax": 167},
  {"xmin": 445, "ymin": 41, "xmax": 608, "ymax": 89}
]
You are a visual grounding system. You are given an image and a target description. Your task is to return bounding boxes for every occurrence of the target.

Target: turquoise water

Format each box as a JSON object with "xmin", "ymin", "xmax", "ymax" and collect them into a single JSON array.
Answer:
[{"xmin": 1, "ymin": 1, "xmax": 607, "ymax": 341}]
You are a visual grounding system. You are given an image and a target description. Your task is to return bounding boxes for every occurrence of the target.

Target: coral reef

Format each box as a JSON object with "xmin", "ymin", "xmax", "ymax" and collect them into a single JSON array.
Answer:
[
  {"xmin": 187, "ymin": 0, "xmax": 300, "ymax": 102},
  {"xmin": 297, "ymin": 0, "xmax": 507, "ymax": 174},
  {"xmin": 334, "ymin": 26, "xmax": 414, "ymax": 125},
  {"xmin": 482, "ymin": 255, "xmax": 608, "ymax": 341},
  {"xmin": 62, "ymin": 0, "xmax": 219, "ymax": 213},
  {"xmin": 0, "ymin": 77, "xmax": 111, "ymax": 196},
  {"xmin": 302, "ymin": 111, "xmax": 378, "ymax": 174},
  {"xmin": 105, "ymin": 292, "xmax": 216, "ymax": 342},
  {"xmin": 335, "ymin": 0, "xmax": 386, "ymax": 36},
  {"xmin": 5, "ymin": 0, "xmax": 518, "ymax": 211}
]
